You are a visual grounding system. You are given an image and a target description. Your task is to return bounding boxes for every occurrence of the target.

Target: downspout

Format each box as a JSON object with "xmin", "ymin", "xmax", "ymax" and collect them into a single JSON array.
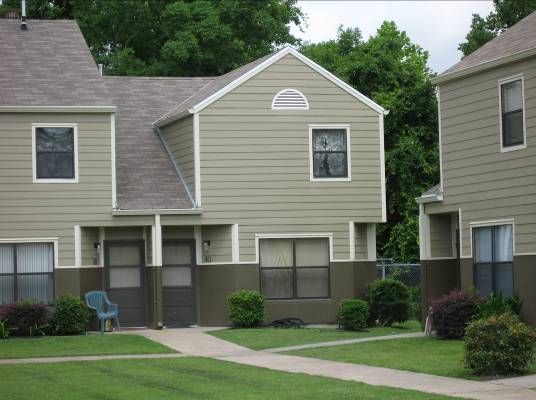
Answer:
[{"xmin": 154, "ymin": 127, "xmax": 197, "ymax": 208}]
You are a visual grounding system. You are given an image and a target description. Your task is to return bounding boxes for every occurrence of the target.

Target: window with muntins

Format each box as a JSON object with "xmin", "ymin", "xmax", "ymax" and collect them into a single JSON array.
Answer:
[
  {"xmin": 473, "ymin": 225, "xmax": 513, "ymax": 298},
  {"xmin": 0, "ymin": 243, "xmax": 54, "ymax": 305},
  {"xmin": 500, "ymin": 78, "xmax": 525, "ymax": 149},
  {"xmin": 35, "ymin": 126, "xmax": 76, "ymax": 180},
  {"xmin": 259, "ymin": 238, "xmax": 330, "ymax": 299},
  {"xmin": 311, "ymin": 128, "xmax": 349, "ymax": 179}
]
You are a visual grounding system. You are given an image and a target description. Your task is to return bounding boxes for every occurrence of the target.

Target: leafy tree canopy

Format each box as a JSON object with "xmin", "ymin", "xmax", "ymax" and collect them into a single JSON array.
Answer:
[
  {"xmin": 459, "ymin": 0, "xmax": 536, "ymax": 56},
  {"xmin": 302, "ymin": 23, "xmax": 439, "ymax": 261},
  {"xmin": 1, "ymin": 0, "xmax": 304, "ymax": 76}
]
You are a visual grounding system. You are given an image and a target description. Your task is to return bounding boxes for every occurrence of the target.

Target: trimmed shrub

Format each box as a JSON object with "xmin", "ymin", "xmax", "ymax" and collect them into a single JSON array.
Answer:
[
  {"xmin": 228, "ymin": 290, "xmax": 265, "ymax": 328},
  {"xmin": 477, "ymin": 293, "xmax": 522, "ymax": 319},
  {"xmin": 367, "ymin": 279, "xmax": 410, "ymax": 327},
  {"xmin": 52, "ymin": 294, "xmax": 90, "ymax": 335},
  {"xmin": 0, "ymin": 320, "xmax": 9, "ymax": 339},
  {"xmin": 432, "ymin": 291, "xmax": 481, "ymax": 339},
  {"xmin": 338, "ymin": 299, "xmax": 369, "ymax": 331},
  {"xmin": 465, "ymin": 313, "xmax": 536, "ymax": 375},
  {"xmin": 409, "ymin": 286, "xmax": 422, "ymax": 321},
  {"xmin": 0, "ymin": 300, "xmax": 50, "ymax": 337}
]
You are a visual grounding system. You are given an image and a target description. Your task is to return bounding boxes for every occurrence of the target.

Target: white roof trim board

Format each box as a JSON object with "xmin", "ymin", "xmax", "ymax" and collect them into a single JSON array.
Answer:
[
  {"xmin": 154, "ymin": 46, "xmax": 386, "ymax": 126},
  {"xmin": 272, "ymin": 88, "xmax": 309, "ymax": 110}
]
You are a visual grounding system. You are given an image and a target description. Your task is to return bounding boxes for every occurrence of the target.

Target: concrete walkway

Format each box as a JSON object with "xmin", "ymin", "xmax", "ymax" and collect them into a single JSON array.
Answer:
[
  {"xmin": 0, "ymin": 353, "xmax": 184, "ymax": 365},
  {"xmin": 131, "ymin": 328, "xmax": 536, "ymax": 400},
  {"xmin": 262, "ymin": 331, "xmax": 424, "ymax": 353},
  {"xmin": 489, "ymin": 374, "xmax": 536, "ymax": 389}
]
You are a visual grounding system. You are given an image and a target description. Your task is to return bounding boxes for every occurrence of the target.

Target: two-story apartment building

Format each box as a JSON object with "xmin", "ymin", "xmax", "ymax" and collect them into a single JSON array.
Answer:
[
  {"xmin": 0, "ymin": 18, "xmax": 387, "ymax": 327},
  {"xmin": 418, "ymin": 11, "xmax": 536, "ymax": 324}
]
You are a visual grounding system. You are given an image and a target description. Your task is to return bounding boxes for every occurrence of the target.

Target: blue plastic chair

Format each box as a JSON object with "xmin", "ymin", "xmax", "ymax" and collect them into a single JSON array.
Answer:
[{"xmin": 84, "ymin": 291, "xmax": 121, "ymax": 335}]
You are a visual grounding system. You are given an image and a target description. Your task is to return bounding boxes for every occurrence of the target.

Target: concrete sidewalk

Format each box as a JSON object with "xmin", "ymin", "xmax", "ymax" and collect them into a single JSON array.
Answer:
[
  {"xmin": 489, "ymin": 374, "xmax": 536, "ymax": 389},
  {"xmin": 130, "ymin": 328, "xmax": 536, "ymax": 400}
]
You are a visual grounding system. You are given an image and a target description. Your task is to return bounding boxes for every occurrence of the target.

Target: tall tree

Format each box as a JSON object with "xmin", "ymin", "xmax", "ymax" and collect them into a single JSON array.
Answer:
[
  {"xmin": 1, "ymin": 0, "xmax": 304, "ymax": 76},
  {"xmin": 459, "ymin": 0, "xmax": 536, "ymax": 56},
  {"xmin": 302, "ymin": 23, "xmax": 439, "ymax": 261}
]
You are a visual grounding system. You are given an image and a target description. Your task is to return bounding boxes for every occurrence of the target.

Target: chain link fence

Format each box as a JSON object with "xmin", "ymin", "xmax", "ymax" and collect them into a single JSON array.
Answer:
[{"xmin": 376, "ymin": 258, "xmax": 421, "ymax": 287}]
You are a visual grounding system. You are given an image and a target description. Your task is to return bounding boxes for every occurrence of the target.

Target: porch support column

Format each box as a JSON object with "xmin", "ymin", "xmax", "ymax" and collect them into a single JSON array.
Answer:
[
  {"xmin": 232, "ymin": 224, "xmax": 239, "ymax": 264},
  {"xmin": 367, "ymin": 224, "xmax": 376, "ymax": 261},
  {"xmin": 419, "ymin": 204, "xmax": 431, "ymax": 259},
  {"xmin": 148, "ymin": 215, "xmax": 163, "ymax": 329}
]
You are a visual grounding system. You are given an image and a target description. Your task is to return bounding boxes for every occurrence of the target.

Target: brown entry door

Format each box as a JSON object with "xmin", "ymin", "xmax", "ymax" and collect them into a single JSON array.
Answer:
[
  {"xmin": 162, "ymin": 240, "xmax": 196, "ymax": 327},
  {"xmin": 104, "ymin": 240, "xmax": 145, "ymax": 327}
]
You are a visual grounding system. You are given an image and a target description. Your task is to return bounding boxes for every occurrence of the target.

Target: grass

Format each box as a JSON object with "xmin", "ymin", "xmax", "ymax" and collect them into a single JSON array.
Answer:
[
  {"xmin": 0, "ymin": 334, "xmax": 174, "ymax": 359},
  {"xmin": 209, "ymin": 320, "xmax": 421, "ymax": 350},
  {"xmin": 287, "ymin": 336, "xmax": 536, "ymax": 380},
  {"xmin": 0, "ymin": 357, "xmax": 461, "ymax": 400}
]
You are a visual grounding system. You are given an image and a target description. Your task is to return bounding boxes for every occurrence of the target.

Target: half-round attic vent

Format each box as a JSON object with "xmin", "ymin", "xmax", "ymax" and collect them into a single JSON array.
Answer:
[{"xmin": 271, "ymin": 89, "xmax": 309, "ymax": 110}]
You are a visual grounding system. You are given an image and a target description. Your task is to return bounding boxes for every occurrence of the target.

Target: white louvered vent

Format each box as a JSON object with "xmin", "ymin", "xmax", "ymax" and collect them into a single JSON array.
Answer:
[{"xmin": 271, "ymin": 89, "xmax": 309, "ymax": 110}]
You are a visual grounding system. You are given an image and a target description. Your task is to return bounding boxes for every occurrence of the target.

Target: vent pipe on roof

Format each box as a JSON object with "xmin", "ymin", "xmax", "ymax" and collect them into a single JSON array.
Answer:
[{"xmin": 20, "ymin": 0, "xmax": 27, "ymax": 30}]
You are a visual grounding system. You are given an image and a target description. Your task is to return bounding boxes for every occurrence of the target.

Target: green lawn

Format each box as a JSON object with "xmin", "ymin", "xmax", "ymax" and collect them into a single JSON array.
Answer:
[
  {"xmin": 288, "ymin": 336, "xmax": 536, "ymax": 380},
  {"xmin": 0, "ymin": 357, "xmax": 460, "ymax": 400},
  {"xmin": 0, "ymin": 334, "xmax": 174, "ymax": 359},
  {"xmin": 209, "ymin": 320, "xmax": 421, "ymax": 350}
]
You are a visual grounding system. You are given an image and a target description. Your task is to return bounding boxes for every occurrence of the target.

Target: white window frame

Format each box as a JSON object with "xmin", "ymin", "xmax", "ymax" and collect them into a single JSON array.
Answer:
[
  {"xmin": 32, "ymin": 123, "xmax": 79, "ymax": 183},
  {"xmin": 469, "ymin": 218, "xmax": 515, "ymax": 257},
  {"xmin": 308, "ymin": 124, "xmax": 351, "ymax": 182},
  {"xmin": 498, "ymin": 74, "xmax": 526, "ymax": 153},
  {"xmin": 271, "ymin": 88, "xmax": 309, "ymax": 110}
]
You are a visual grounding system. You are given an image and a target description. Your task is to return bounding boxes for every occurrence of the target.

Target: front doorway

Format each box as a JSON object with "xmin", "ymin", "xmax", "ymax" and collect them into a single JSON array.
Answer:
[
  {"xmin": 104, "ymin": 240, "xmax": 145, "ymax": 327},
  {"xmin": 162, "ymin": 240, "xmax": 197, "ymax": 327}
]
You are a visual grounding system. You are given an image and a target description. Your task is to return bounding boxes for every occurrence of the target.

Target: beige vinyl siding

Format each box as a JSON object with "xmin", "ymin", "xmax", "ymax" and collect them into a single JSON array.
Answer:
[
  {"xmin": 426, "ymin": 56, "xmax": 536, "ymax": 256},
  {"xmin": 200, "ymin": 225, "xmax": 232, "ymax": 263},
  {"xmin": 81, "ymin": 227, "xmax": 99, "ymax": 265},
  {"xmin": 429, "ymin": 214, "xmax": 452, "ymax": 258},
  {"xmin": 160, "ymin": 115, "xmax": 195, "ymax": 196},
  {"xmin": 0, "ymin": 113, "xmax": 153, "ymax": 266},
  {"xmin": 198, "ymin": 53, "xmax": 383, "ymax": 261},
  {"xmin": 355, "ymin": 223, "xmax": 368, "ymax": 259}
]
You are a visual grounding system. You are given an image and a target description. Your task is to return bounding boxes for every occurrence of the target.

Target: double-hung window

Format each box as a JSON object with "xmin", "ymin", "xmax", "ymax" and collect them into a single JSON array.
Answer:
[
  {"xmin": 259, "ymin": 238, "xmax": 330, "ymax": 299},
  {"xmin": 0, "ymin": 242, "xmax": 55, "ymax": 305},
  {"xmin": 473, "ymin": 224, "xmax": 513, "ymax": 298},
  {"xmin": 310, "ymin": 126, "xmax": 350, "ymax": 181},
  {"xmin": 33, "ymin": 125, "xmax": 78, "ymax": 182},
  {"xmin": 499, "ymin": 76, "xmax": 525, "ymax": 151}
]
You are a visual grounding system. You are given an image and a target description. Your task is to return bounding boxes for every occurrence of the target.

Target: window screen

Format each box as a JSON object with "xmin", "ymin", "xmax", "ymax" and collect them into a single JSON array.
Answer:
[
  {"xmin": 501, "ymin": 80, "xmax": 524, "ymax": 148},
  {"xmin": 0, "ymin": 243, "xmax": 54, "ymax": 304},
  {"xmin": 260, "ymin": 238, "xmax": 330, "ymax": 299},
  {"xmin": 312, "ymin": 128, "xmax": 348, "ymax": 178},
  {"xmin": 35, "ymin": 127, "xmax": 75, "ymax": 179},
  {"xmin": 473, "ymin": 225, "xmax": 513, "ymax": 298}
]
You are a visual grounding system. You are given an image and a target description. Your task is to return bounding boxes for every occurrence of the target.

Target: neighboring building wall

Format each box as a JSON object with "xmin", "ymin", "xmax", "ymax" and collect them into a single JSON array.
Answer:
[
  {"xmin": 198, "ymin": 53, "xmax": 383, "ymax": 262},
  {"xmin": 427, "ymin": 56, "xmax": 536, "ymax": 256},
  {"xmin": 160, "ymin": 115, "xmax": 196, "ymax": 197}
]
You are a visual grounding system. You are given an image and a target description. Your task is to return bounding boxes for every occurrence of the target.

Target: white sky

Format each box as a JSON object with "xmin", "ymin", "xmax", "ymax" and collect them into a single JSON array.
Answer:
[{"xmin": 290, "ymin": 0, "xmax": 495, "ymax": 73}]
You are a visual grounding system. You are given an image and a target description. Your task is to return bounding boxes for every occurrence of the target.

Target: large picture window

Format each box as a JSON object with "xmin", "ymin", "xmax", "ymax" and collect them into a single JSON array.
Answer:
[
  {"xmin": 259, "ymin": 237, "xmax": 330, "ymax": 299},
  {"xmin": 310, "ymin": 126, "xmax": 350, "ymax": 180},
  {"xmin": 33, "ymin": 125, "xmax": 78, "ymax": 182},
  {"xmin": 500, "ymin": 76, "xmax": 525, "ymax": 151},
  {"xmin": 0, "ymin": 242, "xmax": 54, "ymax": 305},
  {"xmin": 473, "ymin": 224, "xmax": 513, "ymax": 298}
]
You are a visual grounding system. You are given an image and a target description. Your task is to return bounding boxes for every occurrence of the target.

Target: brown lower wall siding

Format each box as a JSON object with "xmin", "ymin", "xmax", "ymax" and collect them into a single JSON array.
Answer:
[
  {"xmin": 422, "ymin": 255, "xmax": 536, "ymax": 326},
  {"xmin": 420, "ymin": 258, "xmax": 459, "ymax": 322},
  {"xmin": 197, "ymin": 261, "xmax": 377, "ymax": 326},
  {"xmin": 55, "ymin": 267, "xmax": 103, "ymax": 299}
]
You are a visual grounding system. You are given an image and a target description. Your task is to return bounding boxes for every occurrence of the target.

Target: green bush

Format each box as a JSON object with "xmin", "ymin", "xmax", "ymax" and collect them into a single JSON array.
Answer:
[
  {"xmin": 465, "ymin": 313, "xmax": 536, "ymax": 375},
  {"xmin": 432, "ymin": 291, "xmax": 481, "ymax": 339},
  {"xmin": 338, "ymin": 299, "xmax": 369, "ymax": 331},
  {"xmin": 227, "ymin": 290, "xmax": 265, "ymax": 328},
  {"xmin": 52, "ymin": 294, "xmax": 90, "ymax": 335},
  {"xmin": 367, "ymin": 279, "xmax": 410, "ymax": 326},
  {"xmin": 408, "ymin": 286, "xmax": 421, "ymax": 321},
  {"xmin": 0, "ymin": 320, "xmax": 9, "ymax": 339},
  {"xmin": 0, "ymin": 300, "xmax": 50, "ymax": 337},
  {"xmin": 477, "ymin": 293, "xmax": 522, "ymax": 319}
]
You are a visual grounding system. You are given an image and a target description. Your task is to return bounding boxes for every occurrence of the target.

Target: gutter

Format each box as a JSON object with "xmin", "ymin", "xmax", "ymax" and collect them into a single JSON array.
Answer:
[
  {"xmin": 415, "ymin": 193, "xmax": 443, "ymax": 204},
  {"xmin": 0, "ymin": 106, "xmax": 116, "ymax": 113}
]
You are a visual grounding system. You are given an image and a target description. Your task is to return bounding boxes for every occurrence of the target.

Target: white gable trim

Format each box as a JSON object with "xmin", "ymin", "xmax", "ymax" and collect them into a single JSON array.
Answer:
[{"xmin": 188, "ymin": 47, "xmax": 386, "ymax": 116}]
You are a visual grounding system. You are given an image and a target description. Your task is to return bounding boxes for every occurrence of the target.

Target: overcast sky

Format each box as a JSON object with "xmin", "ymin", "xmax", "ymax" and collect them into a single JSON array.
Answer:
[{"xmin": 290, "ymin": 0, "xmax": 495, "ymax": 73}]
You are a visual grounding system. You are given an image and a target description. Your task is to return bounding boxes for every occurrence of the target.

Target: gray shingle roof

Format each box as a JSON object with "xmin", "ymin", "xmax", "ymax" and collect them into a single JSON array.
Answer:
[
  {"xmin": 105, "ymin": 77, "xmax": 213, "ymax": 210},
  {"xmin": 0, "ymin": 19, "xmax": 110, "ymax": 106},
  {"xmin": 439, "ymin": 11, "xmax": 536, "ymax": 78},
  {"xmin": 156, "ymin": 51, "xmax": 276, "ymax": 125}
]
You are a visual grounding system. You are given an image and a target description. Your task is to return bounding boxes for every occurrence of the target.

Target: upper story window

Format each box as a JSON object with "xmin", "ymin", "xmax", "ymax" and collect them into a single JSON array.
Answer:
[
  {"xmin": 499, "ymin": 75, "xmax": 526, "ymax": 152},
  {"xmin": 309, "ymin": 125, "xmax": 351, "ymax": 181},
  {"xmin": 272, "ymin": 89, "xmax": 309, "ymax": 110},
  {"xmin": 32, "ymin": 125, "xmax": 78, "ymax": 183}
]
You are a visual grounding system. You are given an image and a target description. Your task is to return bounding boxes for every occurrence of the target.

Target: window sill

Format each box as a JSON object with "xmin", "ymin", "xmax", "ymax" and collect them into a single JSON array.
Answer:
[
  {"xmin": 500, "ymin": 143, "xmax": 526, "ymax": 153},
  {"xmin": 33, "ymin": 178, "xmax": 78, "ymax": 184},
  {"xmin": 310, "ymin": 177, "xmax": 351, "ymax": 182}
]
